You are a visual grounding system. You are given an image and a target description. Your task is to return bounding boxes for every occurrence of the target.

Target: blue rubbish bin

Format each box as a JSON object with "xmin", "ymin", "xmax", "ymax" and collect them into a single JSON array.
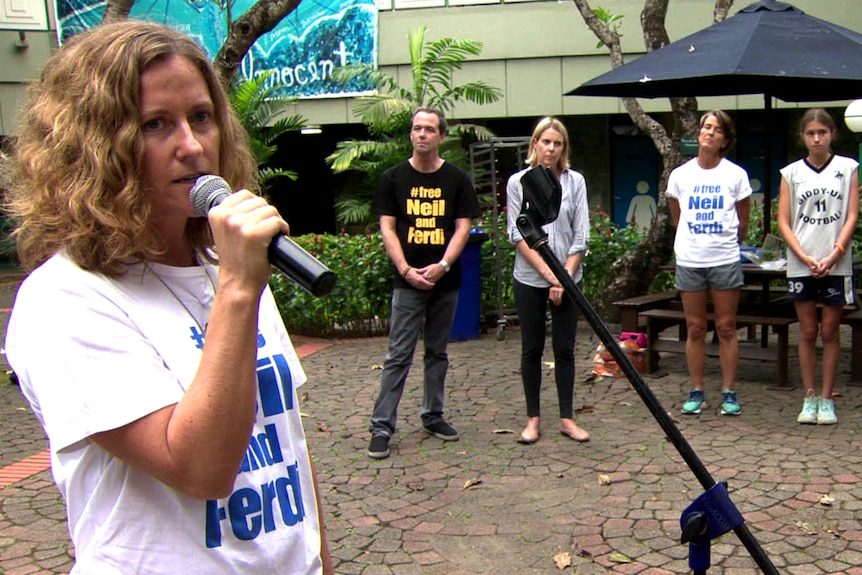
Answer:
[{"xmin": 449, "ymin": 229, "xmax": 489, "ymax": 341}]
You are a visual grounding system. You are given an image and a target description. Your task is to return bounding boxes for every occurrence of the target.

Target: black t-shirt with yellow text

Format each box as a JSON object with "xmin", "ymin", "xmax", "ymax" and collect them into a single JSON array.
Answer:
[{"xmin": 372, "ymin": 160, "xmax": 480, "ymax": 291}]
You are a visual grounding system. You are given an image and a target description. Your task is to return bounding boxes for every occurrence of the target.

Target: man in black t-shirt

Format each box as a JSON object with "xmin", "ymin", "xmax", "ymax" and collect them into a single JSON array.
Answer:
[{"xmin": 366, "ymin": 107, "xmax": 481, "ymax": 460}]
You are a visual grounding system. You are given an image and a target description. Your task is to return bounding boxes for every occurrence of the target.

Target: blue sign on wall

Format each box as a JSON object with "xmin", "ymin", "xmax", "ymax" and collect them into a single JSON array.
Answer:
[{"xmin": 55, "ymin": 0, "xmax": 378, "ymax": 99}]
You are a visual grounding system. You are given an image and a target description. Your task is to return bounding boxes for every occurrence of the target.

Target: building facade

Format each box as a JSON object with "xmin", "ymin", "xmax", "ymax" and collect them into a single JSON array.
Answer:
[{"xmin": 2, "ymin": 0, "xmax": 861, "ymax": 233}]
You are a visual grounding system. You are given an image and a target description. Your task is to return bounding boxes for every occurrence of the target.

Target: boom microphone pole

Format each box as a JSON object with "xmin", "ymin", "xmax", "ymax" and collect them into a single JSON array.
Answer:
[{"xmin": 516, "ymin": 166, "xmax": 778, "ymax": 575}]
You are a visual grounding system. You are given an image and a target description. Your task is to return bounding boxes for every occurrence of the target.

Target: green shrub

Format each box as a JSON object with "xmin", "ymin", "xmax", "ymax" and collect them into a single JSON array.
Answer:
[
  {"xmin": 270, "ymin": 232, "xmax": 392, "ymax": 337},
  {"xmin": 476, "ymin": 208, "xmax": 515, "ymax": 317},
  {"xmin": 273, "ymin": 206, "xmax": 681, "ymax": 337},
  {"xmin": 583, "ymin": 206, "xmax": 650, "ymax": 302}
]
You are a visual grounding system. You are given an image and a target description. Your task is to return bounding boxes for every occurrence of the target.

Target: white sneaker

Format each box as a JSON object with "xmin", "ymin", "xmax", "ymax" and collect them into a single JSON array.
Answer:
[
  {"xmin": 817, "ymin": 397, "xmax": 837, "ymax": 425},
  {"xmin": 797, "ymin": 394, "xmax": 819, "ymax": 424}
]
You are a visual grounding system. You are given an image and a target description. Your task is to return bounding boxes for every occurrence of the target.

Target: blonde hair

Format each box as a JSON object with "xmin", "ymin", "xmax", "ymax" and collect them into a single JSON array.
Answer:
[
  {"xmin": 525, "ymin": 117, "xmax": 571, "ymax": 172},
  {"xmin": 2, "ymin": 20, "xmax": 258, "ymax": 275}
]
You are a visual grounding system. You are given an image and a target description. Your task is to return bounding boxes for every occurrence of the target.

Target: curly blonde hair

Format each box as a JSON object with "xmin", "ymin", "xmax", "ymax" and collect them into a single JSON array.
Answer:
[
  {"xmin": 2, "ymin": 20, "xmax": 258, "ymax": 275},
  {"xmin": 525, "ymin": 117, "xmax": 571, "ymax": 172}
]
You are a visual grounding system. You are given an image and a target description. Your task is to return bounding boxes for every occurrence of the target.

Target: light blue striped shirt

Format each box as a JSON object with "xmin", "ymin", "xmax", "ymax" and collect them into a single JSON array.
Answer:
[{"xmin": 507, "ymin": 167, "xmax": 590, "ymax": 287}]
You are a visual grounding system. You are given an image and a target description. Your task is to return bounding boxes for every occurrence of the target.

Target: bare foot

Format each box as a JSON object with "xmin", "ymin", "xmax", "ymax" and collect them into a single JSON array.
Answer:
[
  {"xmin": 560, "ymin": 419, "xmax": 590, "ymax": 442},
  {"xmin": 518, "ymin": 416, "xmax": 541, "ymax": 444}
]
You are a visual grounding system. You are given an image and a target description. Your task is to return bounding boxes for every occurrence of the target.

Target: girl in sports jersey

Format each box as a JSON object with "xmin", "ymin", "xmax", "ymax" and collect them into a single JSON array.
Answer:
[{"xmin": 777, "ymin": 108, "xmax": 859, "ymax": 425}]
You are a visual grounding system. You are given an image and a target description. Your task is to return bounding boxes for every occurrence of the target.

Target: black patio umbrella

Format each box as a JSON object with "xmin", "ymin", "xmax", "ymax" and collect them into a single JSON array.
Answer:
[{"xmin": 566, "ymin": 0, "xmax": 862, "ymax": 234}]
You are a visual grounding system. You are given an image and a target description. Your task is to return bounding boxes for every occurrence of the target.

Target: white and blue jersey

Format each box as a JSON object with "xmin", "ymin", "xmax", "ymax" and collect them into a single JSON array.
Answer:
[{"xmin": 780, "ymin": 154, "xmax": 857, "ymax": 278}]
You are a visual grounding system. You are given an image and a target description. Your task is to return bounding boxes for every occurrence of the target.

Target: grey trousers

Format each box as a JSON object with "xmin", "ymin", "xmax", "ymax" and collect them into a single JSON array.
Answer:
[{"xmin": 369, "ymin": 287, "xmax": 459, "ymax": 436}]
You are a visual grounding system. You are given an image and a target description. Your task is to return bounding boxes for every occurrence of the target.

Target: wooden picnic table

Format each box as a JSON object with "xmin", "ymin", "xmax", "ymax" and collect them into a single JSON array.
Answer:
[{"xmin": 614, "ymin": 260, "xmax": 862, "ymax": 388}]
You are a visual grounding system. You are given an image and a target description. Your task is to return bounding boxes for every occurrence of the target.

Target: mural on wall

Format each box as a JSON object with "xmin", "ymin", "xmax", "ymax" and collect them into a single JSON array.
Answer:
[{"xmin": 54, "ymin": 0, "xmax": 378, "ymax": 98}]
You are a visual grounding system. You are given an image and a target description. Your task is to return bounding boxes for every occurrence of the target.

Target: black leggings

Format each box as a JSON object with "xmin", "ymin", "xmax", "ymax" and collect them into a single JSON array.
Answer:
[{"xmin": 513, "ymin": 279, "xmax": 580, "ymax": 419}]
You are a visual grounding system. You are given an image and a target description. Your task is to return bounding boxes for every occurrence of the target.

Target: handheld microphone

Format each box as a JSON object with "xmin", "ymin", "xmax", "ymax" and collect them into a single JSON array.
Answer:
[{"xmin": 190, "ymin": 175, "xmax": 338, "ymax": 297}]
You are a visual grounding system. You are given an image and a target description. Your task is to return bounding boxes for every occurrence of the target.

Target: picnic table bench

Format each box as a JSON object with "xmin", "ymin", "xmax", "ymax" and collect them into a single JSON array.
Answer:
[
  {"xmin": 613, "ymin": 289, "xmax": 678, "ymax": 333},
  {"xmin": 640, "ymin": 308, "xmax": 797, "ymax": 389},
  {"xmin": 841, "ymin": 309, "xmax": 862, "ymax": 385}
]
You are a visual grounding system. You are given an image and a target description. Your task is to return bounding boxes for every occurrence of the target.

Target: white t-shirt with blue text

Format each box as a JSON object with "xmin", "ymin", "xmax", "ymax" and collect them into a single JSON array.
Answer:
[
  {"xmin": 666, "ymin": 157, "xmax": 752, "ymax": 268},
  {"xmin": 6, "ymin": 253, "xmax": 323, "ymax": 575}
]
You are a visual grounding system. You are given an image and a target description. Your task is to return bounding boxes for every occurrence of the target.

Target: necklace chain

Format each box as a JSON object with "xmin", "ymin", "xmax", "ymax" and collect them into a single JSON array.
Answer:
[{"xmin": 150, "ymin": 264, "xmax": 217, "ymax": 334}]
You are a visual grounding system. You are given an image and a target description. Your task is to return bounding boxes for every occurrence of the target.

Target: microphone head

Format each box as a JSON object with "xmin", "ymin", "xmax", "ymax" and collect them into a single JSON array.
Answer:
[{"xmin": 189, "ymin": 175, "xmax": 232, "ymax": 216}]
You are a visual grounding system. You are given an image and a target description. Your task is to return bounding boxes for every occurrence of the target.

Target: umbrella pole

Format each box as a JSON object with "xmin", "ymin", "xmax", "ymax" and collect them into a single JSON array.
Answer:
[
  {"xmin": 515, "ymin": 210, "xmax": 780, "ymax": 575},
  {"xmin": 762, "ymin": 93, "xmax": 773, "ymax": 244}
]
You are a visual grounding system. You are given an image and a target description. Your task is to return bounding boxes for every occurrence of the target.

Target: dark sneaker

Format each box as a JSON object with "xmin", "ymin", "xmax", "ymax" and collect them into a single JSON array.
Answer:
[
  {"xmin": 367, "ymin": 434, "xmax": 390, "ymax": 459},
  {"xmin": 423, "ymin": 419, "xmax": 460, "ymax": 441}
]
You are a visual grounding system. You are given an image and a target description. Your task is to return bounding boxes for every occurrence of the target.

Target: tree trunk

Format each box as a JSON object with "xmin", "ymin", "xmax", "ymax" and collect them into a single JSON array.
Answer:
[
  {"xmin": 102, "ymin": 0, "xmax": 302, "ymax": 88},
  {"xmin": 571, "ymin": 0, "xmax": 733, "ymax": 319},
  {"xmin": 213, "ymin": 0, "xmax": 303, "ymax": 87},
  {"xmin": 102, "ymin": 0, "xmax": 135, "ymax": 23}
]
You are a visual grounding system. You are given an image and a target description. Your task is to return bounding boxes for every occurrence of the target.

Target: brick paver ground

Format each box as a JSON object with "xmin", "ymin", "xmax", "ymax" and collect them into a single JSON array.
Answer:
[{"xmin": 2, "ymin": 269, "xmax": 862, "ymax": 574}]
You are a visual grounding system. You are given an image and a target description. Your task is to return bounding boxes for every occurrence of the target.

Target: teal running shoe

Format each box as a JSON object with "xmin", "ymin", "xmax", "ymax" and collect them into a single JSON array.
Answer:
[
  {"xmin": 720, "ymin": 389, "xmax": 741, "ymax": 416},
  {"xmin": 682, "ymin": 389, "xmax": 704, "ymax": 414}
]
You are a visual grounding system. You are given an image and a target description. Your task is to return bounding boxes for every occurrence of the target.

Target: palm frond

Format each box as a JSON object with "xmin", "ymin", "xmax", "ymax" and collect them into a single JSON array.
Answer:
[
  {"xmin": 352, "ymin": 96, "xmax": 415, "ymax": 133},
  {"xmin": 334, "ymin": 197, "xmax": 374, "ymax": 226},
  {"xmin": 229, "ymin": 71, "xmax": 307, "ymax": 180},
  {"xmin": 448, "ymin": 123, "xmax": 497, "ymax": 141},
  {"xmin": 327, "ymin": 139, "xmax": 406, "ymax": 173},
  {"xmin": 433, "ymin": 83, "xmax": 503, "ymax": 108},
  {"xmin": 408, "ymin": 26, "xmax": 429, "ymax": 104},
  {"xmin": 259, "ymin": 167, "xmax": 299, "ymax": 185},
  {"xmin": 330, "ymin": 26, "xmax": 501, "ymax": 227},
  {"xmin": 332, "ymin": 64, "xmax": 400, "ymax": 94}
]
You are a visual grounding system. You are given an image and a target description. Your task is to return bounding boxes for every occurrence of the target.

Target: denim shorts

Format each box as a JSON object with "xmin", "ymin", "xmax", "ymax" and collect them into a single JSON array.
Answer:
[
  {"xmin": 675, "ymin": 262, "xmax": 744, "ymax": 292},
  {"xmin": 786, "ymin": 275, "xmax": 855, "ymax": 306}
]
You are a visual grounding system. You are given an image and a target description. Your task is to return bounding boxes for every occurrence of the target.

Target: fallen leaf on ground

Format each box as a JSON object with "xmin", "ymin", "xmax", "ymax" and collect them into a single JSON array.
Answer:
[
  {"xmin": 463, "ymin": 478, "xmax": 482, "ymax": 490},
  {"xmin": 544, "ymin": 361, "xmax": 555, "ymax": 369},
  {"xmin": 820, "ymin": 494, "xmax": 835, "ymax": 506},
  {"xmin": 316, "ymin": 421, "xmax": 328, "ymax": 432},
  {"xmin": 575, "ymin": 405, "xmax": 594, "ymax": 414},
  {"xmin": 553, "ymin": 551, "xmax": 571, "ymax": 570},
  {"xmin": 370, "ymin": 364, "xmax": 383, "ymax": 370},
  {"xmin": 795, "ymin": 520, "xmax": 818, "ymax": 535},
  {"xmin": 598, "ymin": 474, "xmax": 611, "ymax": 486},
  {"xmin": 493, "ymin": 429, "xmax": 516, "ymax": 434},
  {"xmin": 609, "ymin": 552, "xmax": 632, "ymax": 563},
  {"xmin": 407, "ymin": 481, "xmax": 424, "ymax": 491}
]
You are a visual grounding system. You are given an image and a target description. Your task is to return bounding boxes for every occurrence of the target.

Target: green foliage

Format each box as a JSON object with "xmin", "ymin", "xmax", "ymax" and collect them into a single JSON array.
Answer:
[
  {"xmin": 583, "ymin": 206, "xmax": 646, "ymax": 302},
  {"xmin": 475, "ymin": 207, "xmax": 515, "ymax": 315},
  {"xmin": 592, "ymin": 6, "xmax": 624, "ymax": 49},
  {"xmin": 229, "ymin": 71, "xmax": 306, "ymax": 186},
  {"xmin": 328, "ymin": 26, "xmax": 502, "ymax": 227},
  {"xmin": 580, "ymin": 206, "xmax": 675, "ymax": 297},
  {"xmin": 744, "ymin": 200, "xmax": 780, "ymax": 247},
  {"xmin": 270, "ymin": 233, "xmax": 393, "ymax": 337},
  {"xmin": 272, "ymin": 224, "xmax": 512, "ymax": 337}
]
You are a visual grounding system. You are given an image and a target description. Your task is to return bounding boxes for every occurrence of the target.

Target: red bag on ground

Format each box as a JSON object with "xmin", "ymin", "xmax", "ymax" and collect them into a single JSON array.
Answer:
[{"xmin": 592, "ymin": 333, "xmax": 647, "ymax": 377}]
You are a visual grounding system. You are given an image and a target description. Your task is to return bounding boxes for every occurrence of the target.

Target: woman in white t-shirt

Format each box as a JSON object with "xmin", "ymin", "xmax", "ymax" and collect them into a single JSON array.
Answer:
[
  {"xmin": 777, "ymin": 108, "xmax": 859, "ymax": 425},
  {"xmin": 666, "ymin": 110, "xmax": 752, "ymax": 418},
  {"xmin": 3, "ymin": 21, "xmax": 331, "ymax": 575}
]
